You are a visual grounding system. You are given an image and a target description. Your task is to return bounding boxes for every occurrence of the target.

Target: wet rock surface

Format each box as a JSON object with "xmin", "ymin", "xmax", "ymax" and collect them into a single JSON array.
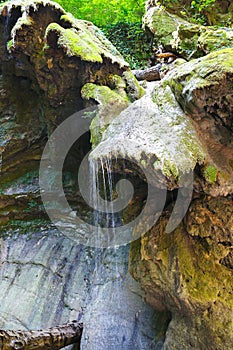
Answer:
[{"xmin": 0, "ymin": 228, "xmax": 163, "ymax": 349}]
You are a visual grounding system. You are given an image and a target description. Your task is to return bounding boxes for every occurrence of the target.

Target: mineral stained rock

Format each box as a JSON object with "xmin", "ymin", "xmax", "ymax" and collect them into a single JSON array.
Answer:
[{"xmin": 90, "ymin": 47, "xmax": 233, "ymax": 349}]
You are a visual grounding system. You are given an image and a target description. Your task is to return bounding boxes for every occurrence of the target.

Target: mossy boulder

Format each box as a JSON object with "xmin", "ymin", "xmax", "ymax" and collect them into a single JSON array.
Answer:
[
  {"xmin": 144, "ymin": 1, "xmax": 233, "ymax": 59},
  {"xmin": 160, "ymin": 48, "xmax": 233, "ymax": 196},
  {"xmin": 90, "ymin": 81, "xmax": 206, "ymax": 189},
  {"xmin": 198, "ymin": 27, "xmax": 233, "ymax": 54},
  {"xmin": 0, "ymin": 0, "xmax": 131, "ymax": 109},
  {"xmin": 0, "ymin": 0, "xmax": 141, "ymax": 184},
  {"xmin": 143, "ymin": 4, "xmax": 188, "ymax": 52},
  {"xmin": 146, "ymin": 0, "xmax": 233, "ymax": 27},
  {"xmin": 81, "ymin": 83, "xmax": 130, "ymax": 147}
]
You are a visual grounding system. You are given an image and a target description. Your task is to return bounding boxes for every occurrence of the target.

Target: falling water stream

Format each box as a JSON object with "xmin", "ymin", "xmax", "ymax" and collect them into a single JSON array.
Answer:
[{"xmin": 78, "ymin": 157, "xmax": 165, "ymax": 350}]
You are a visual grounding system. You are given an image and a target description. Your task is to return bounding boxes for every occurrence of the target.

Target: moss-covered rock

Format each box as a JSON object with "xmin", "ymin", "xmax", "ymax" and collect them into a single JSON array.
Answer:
[
  {"xmin": 198, "ymin": 27, "xmax": 233, "ymax": 54},
  {"xmin": 0, "ymin": 0, "xmax": 131, "ymax": 109},
  {"xmin": 90, "ymin": 81, "xmax": 206, "ymax": 189},
  {"xmin": 45, "ymin": 23, "xmax": 103, "ymax": 62},
  {"xmin": 160, "ymin": 48, "xmax": 233, "ymax": 196},
  {"xmin": 146, "ymin": 0, "xmax": 233, "ymax": 27},
  {"xmin": 143, "ymin": 4, "xmax": 188, "ymax": 52},
  {"xmin": 130, "ymin": 196, "xmax": 233, "ymax": 350},
  {"xmin": 81, "ymin": 83, "xmax": 130, "ymax": 147},
  {"xmin": 144, "ymin": 2, "xmax": 233, "ymax": 59}
]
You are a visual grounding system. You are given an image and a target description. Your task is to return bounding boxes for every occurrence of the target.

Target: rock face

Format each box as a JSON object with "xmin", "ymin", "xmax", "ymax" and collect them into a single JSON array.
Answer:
[
  {"xmin": 144, "ymin": 0, "xmax": 233, "ymax": 59},
  {"xmin": 0, "ymin": 1, "xmax": 161, "ymax": 349},
  {"xmin": 0, "ymin": 228, "xmax": 164, "ymax": 350},
  {"xmin": 130, "ymin": 197, "xmax": 233, "ymax": 350},
  {"xmin": 146, "ymin": 0, "xmax": 233, "ymax": 26},
  {"xmin": 91, "ymin": 48, "xmax": 233, "ymax": 349}
]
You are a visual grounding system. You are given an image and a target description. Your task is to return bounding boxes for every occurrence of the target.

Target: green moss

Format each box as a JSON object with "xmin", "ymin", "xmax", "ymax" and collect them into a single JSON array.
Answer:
[
  {"xmin": 82, "ymin": 83, "xmax": 130, "ymax": 147},
  {"xmin": 205, "ymin": 165, "xmax": 218, "ymax": 183},
  {"xmin": 59, "ymin": 14, "xmax": 128, "ymax": 68},
  {"xmin": 6, "ymin": 39, "xmax": 14, "ymax": 52},
  {"xmin": 153, "ymin": 84, "xmax": 178, "ymax": 108},
  {"xmin": 60, "ymin": 13, "xmax": 74, "ymax": 26},
  {"xmin": 45, "ymin": 23, "xmax": 103, "ymax": 62},
  {"xmin": 198, "ymin": 28, "xmax": 233, "ymax": 53},
  {"xmin": 162, "ymin": 159, "xmax": 179, "ymax": 179},
  {"xmin": 171, "ymin": 23, "xmax": 202, "ymax": 58},
  {"xmin": 179, "ymin": 128, "xmax": 205, "ymax": 164},
  {"xmin": 81, "ymin": 83, "xmax": 128, "ymax": 105},
  {"xmin": 106, "ymin": 74, "xmax": 127, "ymax": 98},
  {"xmin": 150, "ymin": 8, "xmax": 184, "ymax": 45},
  {"xmin": 176, "ymin": 228, "xmax": 233, "ymax": 307},
  {"xmin": 0, "ymin": 218, "xmax": 50, "ymax": 236},
  {"xmin": 90, "ymin": 116, "xmax": 102, "ymax": 148},
  {"xmin": 123, "ymin": 71, "xmax": 145, "ymax": 101}
]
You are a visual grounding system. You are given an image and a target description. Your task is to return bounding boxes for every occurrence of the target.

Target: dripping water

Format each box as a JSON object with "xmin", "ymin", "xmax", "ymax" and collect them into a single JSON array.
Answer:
[{"xmin": 89, "ymin": 157, "xmax": 124, "ymax": 301}]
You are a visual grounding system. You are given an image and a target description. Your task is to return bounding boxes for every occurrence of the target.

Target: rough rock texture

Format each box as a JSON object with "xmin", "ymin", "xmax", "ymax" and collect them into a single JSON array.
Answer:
[
  {"xmin": 0, "ymin": 321, "xmax": 83, "ymax": 350},
  {"xmin": 0, "ymin": 227, "xmax": 163, "ymax": 350},
  {"xmin": 146, "ymin": 0, "xmax": 233, "ymax": 26},
  {"xmin": 1, "ymin": 1, "xmax": 233, "ymax": 349},
  {"xmin": 161, "ymin": 48, "xmax": 233, "ymax": 196},
  {"xmin": 144, "ymin": 1, "xmax": 233, "ymax": 59},
  {"xmin": 90, "ymin": 48, "xmax": 233, "ymax": 349},
  {"xmin": 130, "ymin": 197, "xmax": 233, "ymax": 350},
  {"xmin": 0, "ymin": 1, "xmax": 160, "ymax": 349},
  {"xmin": 90, "ymin": 81, "xmax": 205, "ymax": 190}
]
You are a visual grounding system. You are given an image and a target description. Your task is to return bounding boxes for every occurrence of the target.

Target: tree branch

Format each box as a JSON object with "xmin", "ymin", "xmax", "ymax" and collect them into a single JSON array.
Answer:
[
  {"xmin": 132, "ymin": 66, "xmax": 160, "ymax": 81},
  {"xmin": 0, "ymin": 320, "xmax": 83, "ymax": 350}
]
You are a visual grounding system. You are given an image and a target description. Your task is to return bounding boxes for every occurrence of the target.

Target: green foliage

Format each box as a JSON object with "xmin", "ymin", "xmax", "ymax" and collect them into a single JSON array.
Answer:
[
  {"xmin": 55, "ymin": 0, "xmax": 145, "ymax": 27},
  {"xmin": 205, "ymin": 165, "xmax": 218, "ymax": 183},
  {"xmin": 160, "ymin": 0, "xmax": 217, "ymax": 25},
  {"xmin": 102, "ymin": 22, "xmax": 151, "ymax": 69},
  {"xmin": 55, "ymin": 0, "xmax": 150, "ymax": 69},
  {"xmin": 190, "ymin": 0, "xmax": 216, "ymax": 13}
]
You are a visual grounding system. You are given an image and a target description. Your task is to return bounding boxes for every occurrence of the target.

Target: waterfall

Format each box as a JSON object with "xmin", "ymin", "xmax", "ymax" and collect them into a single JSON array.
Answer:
[
  {"xmin": 79, "ymin": 155, "xmax": 168, "ymax": 350},
  {"xmin": 88, "ymin": 156, "xmax": 129, "ymax": 249},
  {"xmin": 89, "ymin": 157, "xmax": 121, "ymax": 279}
]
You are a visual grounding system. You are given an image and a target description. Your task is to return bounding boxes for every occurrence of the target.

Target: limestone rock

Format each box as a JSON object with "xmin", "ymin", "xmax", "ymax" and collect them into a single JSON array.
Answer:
[
  {"xmin": 144, "ymin": 1, "xmax": 233, "ymax": 59},
  {"xmin": 0, "ymin": 0, "xmax": 140, "ymax": 184},
  {"xmin": 146, "ymin": 0, "xmax": 233, "ymax": 27},
  {"xmin": 129, "ymin": 196, "xmax": 233, "ymax": 350},
  {"xmin": 90, "ymin": 81, "xmax": 206, "ymax": 190},
  {"xmin": 0, "ymin": 228, "xmax": 162, "ymax": 349},
  {"xmin": 161, "ymin": 48, "xmax": 233, "ymax": 196},
  {"xmin": 87, "ymin": 43, "xmax": 233, "ymax": 350}
]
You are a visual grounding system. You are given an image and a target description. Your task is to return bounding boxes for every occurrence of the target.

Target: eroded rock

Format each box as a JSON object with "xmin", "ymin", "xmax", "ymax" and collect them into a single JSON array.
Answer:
[
  {"xmin": 89, "ymin": 43, "xmax": 233, "ymax": 350},
  {"xmin": 90, "ymin": 81, "xmax": 206, "ymax": 190},
  {"xmin": 129, "ymin": 196, "xmax": 233, "ymax": 350},
  {"xmin": 161, "ymin": 48, "xmax": 233, "ymax": 196}
]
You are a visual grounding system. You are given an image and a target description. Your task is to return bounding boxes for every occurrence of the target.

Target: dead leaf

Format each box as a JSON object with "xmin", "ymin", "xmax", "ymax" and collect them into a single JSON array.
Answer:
[{"xmin": 47, "ymin": 58, "xmax": 53, "ymax": 69}]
